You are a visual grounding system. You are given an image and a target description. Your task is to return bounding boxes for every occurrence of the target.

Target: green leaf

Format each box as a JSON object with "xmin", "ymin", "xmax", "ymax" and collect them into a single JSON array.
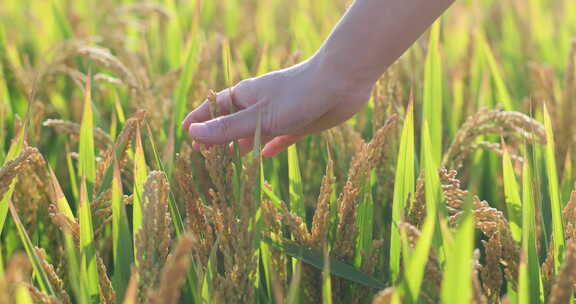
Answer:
[
  {"xmin": 400, "ymin": 121, "xmax": 441, "ymax": 303},
  {"xmin": 354, "ymin": 172, "xmax": 374, "ymax": 268},
  {"xmin": 263, "ymin": 237, "xmax": 386, "ymax": 290},
  {"xmin": 288, "ymin": 145, "xmax": 305, "ymax": 219},
  {"xmin": 112, "ymin": 160, "xmax": 133, "ymax": 301},
  {"xmin": 519, "ymin": 157, "xmax": 543, "ymax": 304},
  {"xmin": 48, "ymin": 167, "xmax": 81, "ymax": 300},
  {"xmin": 173, "ymin": 14, "xmax": 201, "ymax": 152},
  {"xmin": 51, "ymin": 0, "xmax": 74, "ymax": 39},
  {"xmin": 402, "ymin": 213, "xmax": 435, "ymax": 303},
  {"xmin": 132, "ymin": 124, "xmax": 147, "ymax": 248},
  {"xmin": 479, "ymin": 32, "xmax": 514, "ymax": 110},
  {"xmin": 0, "ymin": 126, "xmax": 25, "ymax": 236},
  {"xmin": 79, "ymin": 75, "xmax": 96, "ymax": 190},
  {"xmin": 390, "ymin": 102, "xmax": 415, "ymax": 282},
  {"xmin": 15, "ymin": 284, "xmax": 34, "ymax": 304},
  {"xmin": 543, "ymin": 104, "xmax": 565, "ymax": 273},
  {"xmin": 79, "ymin": 179, "xmax": 100, "ymax": 303},
  {"xmin": 502, "ymin": 143, "xmax": 522, "ymax": 242},
  {"xmin": 9, "ymin": 203, "xmax": 55, "ymax": 296},
  {"xmin": 422, "ymin": 20, "xmax": 444, "ymax": 165},
  {"xmin": 322, "ymin": 246, "xmax": 333, "ymax": 304},
  {"xmin": 441, "ymin": 210, "xmax": 474, "ymax": 304}
]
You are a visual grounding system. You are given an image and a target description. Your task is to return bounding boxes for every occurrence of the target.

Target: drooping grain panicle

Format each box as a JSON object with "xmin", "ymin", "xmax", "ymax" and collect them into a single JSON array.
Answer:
[
  {"xmin": 548, "ymin": 241, "xmax": 576, "ymax": 304},
  {"xmin": 136, "ymin": 171, "xmax": 172, "ymax": 303},
  {"xmin": 174, "ymin": 152, "xmax": 214, "ymax": 266},
  {"xmin": 43, "ymin": 119, "xmax": 113, "ymax": 151},
  {"xmin": 310, "ymin": 158, "xmax": 335, "ymax": 248},
  {"xmin": 333, "ymin": 115, "xmax": 397, "ymax": 263},
  {"xmin": 563, "ymin": 191, "xmax": 576, "ymax": 240},
  {"xmin": 0, "ymin": 147, "xmax": 36, "ymax": 198},
  {"xmin": 148, "ymin": 234, "xmax": 196, "ymax": 304},
  {"xmin": 97, "ymin": 254, "xmax": 116, "ymax": 304},
  {"xmin": 48, "ymin": 204, "xmax": 80, "ymax": 245},
  {"xmin": 34, "ymin": 247, "xmax": 71, "ymax": 304},
  {"xmin": 261, "ymin": 200, "xmax": 287, "ymax": 286},
  {"xmin": 443, "ymin": 108, "xmax": 545, "ymax": 169}
]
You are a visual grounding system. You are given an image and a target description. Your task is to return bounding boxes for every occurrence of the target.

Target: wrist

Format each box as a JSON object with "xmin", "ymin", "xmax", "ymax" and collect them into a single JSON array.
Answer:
[{"xmin": 307, "ymin": 49, "xmax": 376, "ymax": 97}]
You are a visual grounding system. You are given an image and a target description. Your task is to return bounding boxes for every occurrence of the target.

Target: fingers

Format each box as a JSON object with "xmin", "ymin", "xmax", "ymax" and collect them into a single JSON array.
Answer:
[
  {"xmin": 188, "ymin": 105, "xmax": 262, "ymax": 145},
  {"xmin": 262, "ymin": 135, "xmax": 304, "ymax": 157},
  {"xmin": 228, "ymin": 136, "xmax": 274, "ymax": 156},
  {"xmin": 182, "ymin": 88, "xmax": 239, "ymax": 130}
]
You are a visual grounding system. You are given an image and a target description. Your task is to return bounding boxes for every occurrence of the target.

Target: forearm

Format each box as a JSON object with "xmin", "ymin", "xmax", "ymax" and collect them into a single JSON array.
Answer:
[{"xmin": 312, "ymin": 0, "xmax": 454, "ymax": 89}]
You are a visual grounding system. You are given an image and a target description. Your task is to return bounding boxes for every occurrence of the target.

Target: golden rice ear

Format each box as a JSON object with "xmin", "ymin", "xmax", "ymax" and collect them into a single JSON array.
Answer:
[
  {"xmin": 136, "ymin": 171, "xmax": 172, "ymax": 303},
  {"xmin": 549, "ymin": 241, "xmax": 576, "ymax": 304},
  {"xmin": 148, "ymin": 234, "xmax": 195, "ymax": 304},
  {"xmin": 43, "ymin": 119, "xmax": 113, "ymax": 151},
  {"xmin": 443, "ymin": 109, "xmax": 545, "ymax": 170}
]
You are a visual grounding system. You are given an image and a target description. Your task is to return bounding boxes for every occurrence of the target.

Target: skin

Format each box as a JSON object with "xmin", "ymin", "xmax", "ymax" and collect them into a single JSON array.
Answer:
[{"xmin": 182, "ymin": 0, "xmax": 455, "ymax": 157}]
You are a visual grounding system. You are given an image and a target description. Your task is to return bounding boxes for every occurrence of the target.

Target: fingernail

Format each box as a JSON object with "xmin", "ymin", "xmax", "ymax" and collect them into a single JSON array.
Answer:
[{"xmin": 188, "ymin": 123, "xmax": 209, "ymax": 139}]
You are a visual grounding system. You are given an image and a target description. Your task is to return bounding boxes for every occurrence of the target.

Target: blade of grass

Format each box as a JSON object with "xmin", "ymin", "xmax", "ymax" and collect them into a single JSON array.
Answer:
[
  {"xmin": 112, "ymin": 160, "xmax": 133, "ymax": 301},
  {"xmin": 288, "ymin": 145, "xmax": 305, "ymax": 219},
  {"xmin": 354, "ymin": 172, "xmax": 374, "ymax": 268},
  {"xmin": 9, "ymin": 202, "xmax": 55, "ymax": 296},
  {"xmin": 173, "ymin": 4, "xmax": 201, "ymax": 152},
  {"xmin": 0, "ymin": 126, "xmax": 25, "ymax": 236},
  {"xmin": 440, "ymin": 207, "xmax": 474, "ymax": 304},
  {"xmin": 543, "ymin": 104, "xmax": 565, "ymax": 272},
  {"xmin": 51, "ymin": 0, "xmax": 74, "ymax": 40},
  {"xmin": 479, "ymin": 32, "xmax": 514, "ymax": 110},
  {"xmin": 65, "ymin": 144, "xmax": 79, "ymax": 203},
  {"xmin": 402, "ymin": 213, "xmax": 435, "ymax": 303},
  {"xmin": 520, "ymin": 155, "xmax": 543, "ymax": 304},
  {"xmin": 49, "ymin": 166, "xmax": 81, "ymax": 300},
  {"xmin": 322, "ymin": 245, "xmax": 333, "ymax": 304},
  {"xmin": 400, "ymin": 122, "xmax": 441, "ymax": 303},
  {"xmin": 502, "ymin": 142, "xmax": 522, "ymax": 242},
  {"xmin": 79, "ymin": 74, "xmax": 96, "ymax": 193},
  {"xmin": 15, "ymin": 283, "xmax": 34, "ymax": 304},
  {"xmin": 79, "ymin": 178, "xmax": 100, "ymax": 303},
  {"xmin": 132, "ymin": 123, "xmax": 147, "ymax": 255},
  {"xmin": 390, "ymin": 102, "xmax": 415, "ymax": 282},
  {"xmin": 263, "ymin": 237, "xmax": 386, "ymax": 290},
  {"xmin": 422, "ymin": 20, "xmax": 443, "ymax": 165}
]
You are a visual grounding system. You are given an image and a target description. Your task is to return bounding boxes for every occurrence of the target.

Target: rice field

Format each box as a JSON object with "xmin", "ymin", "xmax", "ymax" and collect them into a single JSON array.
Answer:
[{"xmin": 0, "ymin": 0, "xmax": 576, "ymax": 303}]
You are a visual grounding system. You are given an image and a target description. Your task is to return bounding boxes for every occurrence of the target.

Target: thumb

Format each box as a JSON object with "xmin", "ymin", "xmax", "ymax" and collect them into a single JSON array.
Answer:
[{"xmin": 188, "ymin": 105, "xmax": 263, "ymax": 145}]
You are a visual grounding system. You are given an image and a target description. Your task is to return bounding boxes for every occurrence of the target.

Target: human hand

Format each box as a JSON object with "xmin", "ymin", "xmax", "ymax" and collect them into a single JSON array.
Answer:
[{"xmin": 181, "ymin": 57, "xmax": 374, "ymax": 157}]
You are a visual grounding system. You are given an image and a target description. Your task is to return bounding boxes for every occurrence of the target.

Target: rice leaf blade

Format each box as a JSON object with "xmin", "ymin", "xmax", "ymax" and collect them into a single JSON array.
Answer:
[
  {"xmin": 288, "ymin": 145, "xmax": 305, "ymax": 219},
  {"xmin": 502, "ymin": 144, "xmax": 522, "ymax": 242},
  {"xmin": 9, "ymin": 203, "xmax": 55, "ymax": 296},
  {"xmin": 422, "ymin": 21, "xmax": 443, "ymax": 165},
  {"xmin": 79, "ymin": 74, "xmax": 96, "ymax": 193},
  {"xmin": 440, "ymin": 209, "xmax": 474, "ymax": 304},
  {"xmin": 112, "ymin": 160, "xmax": 133, "ymax": 301},
  {"xmin": 520, "ymin": 156, "xmax": 543, "ymax": 304},
  {"xmin": 263, "ymin": 237, "xmax": 386, "ymax": 290},
  {"xmin": 79, "ymin": 178, "xmax": 100, "ymax": 302},
  {"xmin": 390, "ymin": 103, "xmax": 415, "ymax": 282},
  {"xmin": 543, "ymin": 104, "xmax": 565, "ymax": 272}
]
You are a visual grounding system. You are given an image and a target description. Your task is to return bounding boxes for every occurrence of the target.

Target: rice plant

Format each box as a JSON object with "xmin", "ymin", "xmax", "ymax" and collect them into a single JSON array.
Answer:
[{"xmin": 0, "ymin": 0, "xmax": 576, "ymax": 303}]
